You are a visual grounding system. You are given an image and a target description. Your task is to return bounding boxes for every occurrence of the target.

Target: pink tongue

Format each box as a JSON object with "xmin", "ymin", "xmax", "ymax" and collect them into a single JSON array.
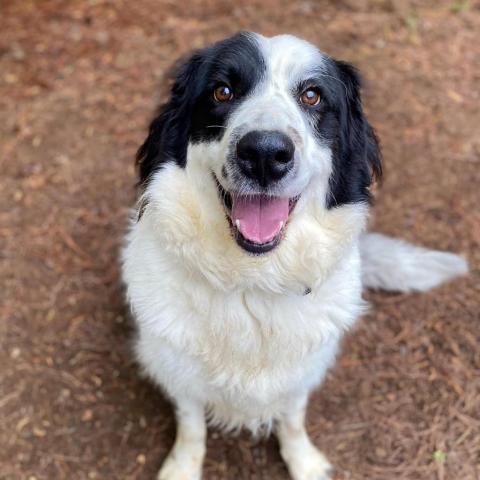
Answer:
[{"xmin": 232, "ymin": 195, "xmax": 289, "ymax": 244}]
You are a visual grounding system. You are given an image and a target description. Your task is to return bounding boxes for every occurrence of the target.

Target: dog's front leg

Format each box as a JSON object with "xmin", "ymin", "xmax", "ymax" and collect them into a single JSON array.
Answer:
[
  {"xmin": 276, "ymin": 396, "xmax": 332, "ymax": 480},
  {"xmin": 158, "ymin": 397, "xmax": 206, "ymax": 480}
]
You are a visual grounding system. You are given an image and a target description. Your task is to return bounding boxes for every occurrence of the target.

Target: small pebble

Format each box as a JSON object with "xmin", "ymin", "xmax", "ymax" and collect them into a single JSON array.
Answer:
[{"xmin": 82, "ymin": 409, "xmax": 93, "ymax": 422}]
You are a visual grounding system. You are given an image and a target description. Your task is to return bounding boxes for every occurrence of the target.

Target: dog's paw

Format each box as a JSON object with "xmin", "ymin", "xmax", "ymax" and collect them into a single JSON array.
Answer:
[
  {"xmin": 157, "ymin": 451, "xmax": 203, "ymax": 480},
  {"xmin": 283, "ymin": 444, "xmax": 333, "ymax": 480}
]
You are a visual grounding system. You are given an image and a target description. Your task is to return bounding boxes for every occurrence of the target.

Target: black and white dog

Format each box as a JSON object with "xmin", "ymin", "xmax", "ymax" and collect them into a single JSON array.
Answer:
[{"xmin": 122, "ymin": 32, "xmax": 467, "ymax": 480}]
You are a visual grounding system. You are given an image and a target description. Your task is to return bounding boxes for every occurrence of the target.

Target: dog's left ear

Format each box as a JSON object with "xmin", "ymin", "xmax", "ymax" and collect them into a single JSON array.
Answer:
[{"xmin": 328, "ymin": 60, "xmax": 382, "ymax": 207}]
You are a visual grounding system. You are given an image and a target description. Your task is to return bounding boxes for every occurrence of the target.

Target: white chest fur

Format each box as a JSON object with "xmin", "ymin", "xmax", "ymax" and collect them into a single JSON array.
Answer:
[
  {"xmin": 122, "ymin": 167, "xmax": 367, "ymax": 430},
  {"xmin": 125, "ymin": 231, "xmax": 363, "ymax": 430}
]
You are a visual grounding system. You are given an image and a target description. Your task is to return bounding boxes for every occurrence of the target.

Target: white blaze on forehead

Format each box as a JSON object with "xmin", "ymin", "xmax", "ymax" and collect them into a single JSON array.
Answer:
[{"xmin": 254, "ymin": 33, "xmax": 327, "ymax": 87}]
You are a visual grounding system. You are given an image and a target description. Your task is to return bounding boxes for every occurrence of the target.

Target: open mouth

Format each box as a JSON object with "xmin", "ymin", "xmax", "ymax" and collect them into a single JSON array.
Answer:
[{"xmin": 214, "ymin": 176, "xmax": 299, "ymax": 254}]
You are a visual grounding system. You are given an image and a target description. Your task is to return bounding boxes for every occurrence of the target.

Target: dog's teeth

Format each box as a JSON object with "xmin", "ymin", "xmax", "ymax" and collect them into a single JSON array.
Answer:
[{"xmin": 235, "ymin": 219, "xmax": 241, "ymax": 230}]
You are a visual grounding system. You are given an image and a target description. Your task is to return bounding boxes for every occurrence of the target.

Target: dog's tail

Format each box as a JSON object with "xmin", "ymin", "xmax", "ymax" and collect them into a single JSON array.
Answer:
[{"xmin": 359, "ymin": 233, "xmax": 468, "ymax": 293}]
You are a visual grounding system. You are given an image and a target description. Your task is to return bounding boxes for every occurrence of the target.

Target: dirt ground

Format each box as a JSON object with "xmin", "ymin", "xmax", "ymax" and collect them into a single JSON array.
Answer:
[{"xmin": 1, "ymin": 1, "xmax": 479, "ymax": 479}]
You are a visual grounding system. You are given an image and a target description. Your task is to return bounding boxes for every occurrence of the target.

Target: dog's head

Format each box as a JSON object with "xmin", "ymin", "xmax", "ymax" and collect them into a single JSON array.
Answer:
[{"xmin": 137, "ymin": 32, "xmax": 381, "ymax": 257}]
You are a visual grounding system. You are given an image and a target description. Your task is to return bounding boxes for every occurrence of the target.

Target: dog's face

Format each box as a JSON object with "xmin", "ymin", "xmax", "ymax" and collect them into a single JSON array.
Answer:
[{"xmin": 137, "ymin": 33, "xmax": 381, "ymax": 255}]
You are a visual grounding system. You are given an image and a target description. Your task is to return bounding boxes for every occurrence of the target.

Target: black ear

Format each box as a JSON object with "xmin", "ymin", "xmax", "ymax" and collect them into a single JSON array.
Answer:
[
  {"xmin": 136, "ymin": 53, "xmax": 203, "ymax": 185},
  {"xmin": 327, "ymin": 60, "xmax": 382, "ymax": 208}
]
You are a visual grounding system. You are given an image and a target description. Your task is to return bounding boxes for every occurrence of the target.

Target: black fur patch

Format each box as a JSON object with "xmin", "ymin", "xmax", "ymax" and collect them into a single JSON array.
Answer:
[
  {"xmin": 136, "ymin": 32, "xmax": 265, "ymax": 185},
  {"xmin": 291, "ymin": 59, "xmax": 382, "ymax": 208},
  {"xmin": 322, "ymin": 61, "xmax": 382, "ymax": 207}
]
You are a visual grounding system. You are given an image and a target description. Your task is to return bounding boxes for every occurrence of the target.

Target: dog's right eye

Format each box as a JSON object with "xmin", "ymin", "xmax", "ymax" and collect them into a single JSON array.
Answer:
[{"xmin": 214, "ymin": 84, "xmax": 233, "ymax": 103}]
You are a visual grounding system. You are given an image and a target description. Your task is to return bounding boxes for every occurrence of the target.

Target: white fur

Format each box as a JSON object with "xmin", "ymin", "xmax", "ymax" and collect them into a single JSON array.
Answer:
[
  {"xmin": 123, "ymin": 163, "xmax": 365, "ymax": 479},
  {"xmin": 277, "ymin": 399, "xmax": 333, "ymax": 480},
  {"xmin": 123, "ymin": 162, "xmax": 367, "ymax": 431},
  {"xmin": 360, "ymin": 233, "xmax": 468, "ymax": 292},
  {"xmin": 122, "ymin": 33, "xmax": 468, "ymax": 480}
]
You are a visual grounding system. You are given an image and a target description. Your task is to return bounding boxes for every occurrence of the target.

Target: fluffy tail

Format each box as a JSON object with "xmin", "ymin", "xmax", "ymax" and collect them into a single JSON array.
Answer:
[{"xmin": 360, "ymin": 233, "xmax": 468, "ymax": 293}]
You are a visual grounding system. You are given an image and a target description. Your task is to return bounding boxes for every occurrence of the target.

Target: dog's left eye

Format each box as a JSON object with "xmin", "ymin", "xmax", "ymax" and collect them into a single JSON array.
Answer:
[
  {"xmin": 214, "ymin": 84, "xmax": 233, "ymax": 102},
  {"xmin": 300, "ymin": 88, "xmax": 321, "ymax": 106}
]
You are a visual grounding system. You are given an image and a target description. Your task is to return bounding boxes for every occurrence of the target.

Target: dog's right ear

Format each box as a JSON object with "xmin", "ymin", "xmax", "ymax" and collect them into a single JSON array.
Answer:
[{"xmin": 136, "ymin": 53, "xmax": 204, "ymax": 185}]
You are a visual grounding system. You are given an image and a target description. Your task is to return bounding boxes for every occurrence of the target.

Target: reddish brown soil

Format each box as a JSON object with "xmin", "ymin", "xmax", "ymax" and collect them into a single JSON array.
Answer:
[{"xmin": 1, "ymin": 1, "xmax": 479, "ymax": 479}]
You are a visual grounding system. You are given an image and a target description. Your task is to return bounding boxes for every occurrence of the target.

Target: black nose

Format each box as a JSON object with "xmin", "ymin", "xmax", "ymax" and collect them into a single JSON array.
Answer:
[{"xmin": 236, "ymin": 130, "xmax": 295, "ymax": 187}]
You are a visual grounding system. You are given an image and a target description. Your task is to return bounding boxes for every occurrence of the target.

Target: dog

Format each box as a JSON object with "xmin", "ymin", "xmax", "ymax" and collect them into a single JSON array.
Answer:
[{"xmin": 122, "ymin": 32, "xmax": 467, "ymax": 480}]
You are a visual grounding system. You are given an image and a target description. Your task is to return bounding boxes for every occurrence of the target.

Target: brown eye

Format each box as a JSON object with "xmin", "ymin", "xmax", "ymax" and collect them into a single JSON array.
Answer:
[
  {"xmin": 300, "ymin": 88, "xmax": 320, "ymax": 106},
  {"xmin": 214, "ymin": 84, "xmax": 233, "ymax": 102}
]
